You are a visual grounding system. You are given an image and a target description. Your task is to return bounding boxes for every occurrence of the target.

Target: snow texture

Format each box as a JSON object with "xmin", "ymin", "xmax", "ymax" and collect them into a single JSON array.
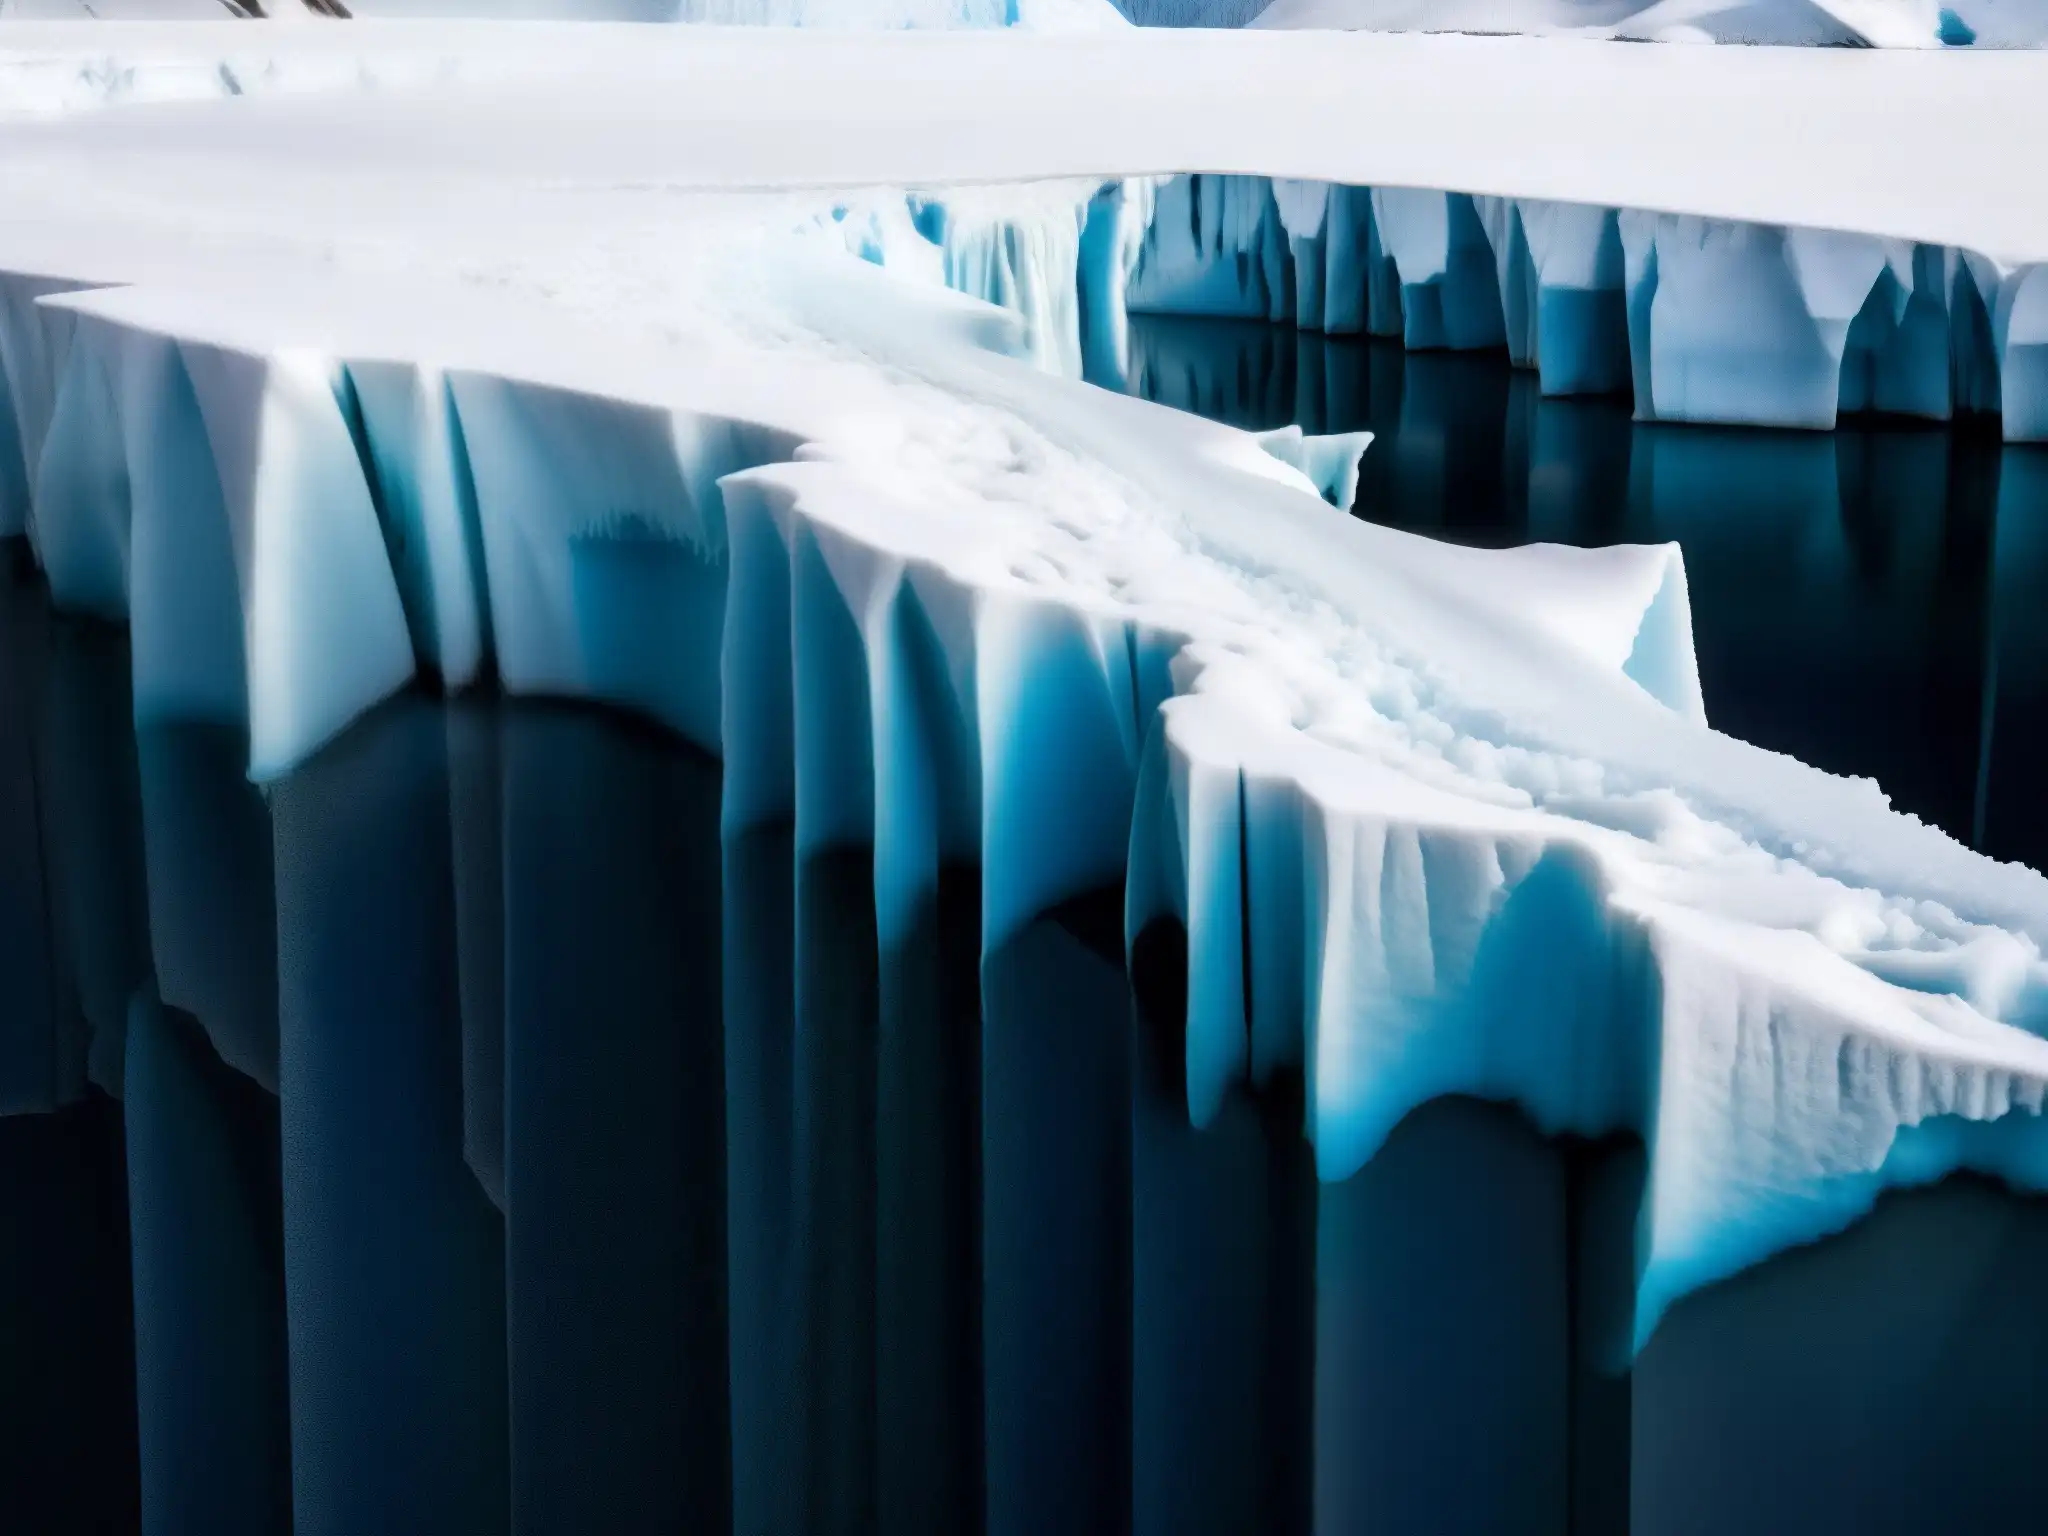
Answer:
[{"xmin": 6, "ymin": 24, "xmax": 2048, "ymax": 1343}]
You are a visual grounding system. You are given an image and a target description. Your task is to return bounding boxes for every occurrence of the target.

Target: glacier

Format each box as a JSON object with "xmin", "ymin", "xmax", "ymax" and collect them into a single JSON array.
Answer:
[{"xmin": 5, "ymin": 21, "xmax": 2048, "ymax": 1348}]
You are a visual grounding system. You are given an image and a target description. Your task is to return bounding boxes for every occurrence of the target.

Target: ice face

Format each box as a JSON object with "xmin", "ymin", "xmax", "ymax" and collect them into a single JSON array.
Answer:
[
  {"xmin": 5, "ymin": 24, "xmax": 2048, "ymax": 1346},
  {"xmin": 1121, "ymin": 175, "xmax": 2044, "ymax": 440},
  {"xmin": 819, "ymin": 169, "xmax": 2048, "ymax": 441}
]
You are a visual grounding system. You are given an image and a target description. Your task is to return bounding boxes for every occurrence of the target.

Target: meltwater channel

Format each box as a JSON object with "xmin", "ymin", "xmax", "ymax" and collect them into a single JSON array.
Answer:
[{"xmin": 4, "ymin": 322, "xmax": 2048, "ymax": 1536}]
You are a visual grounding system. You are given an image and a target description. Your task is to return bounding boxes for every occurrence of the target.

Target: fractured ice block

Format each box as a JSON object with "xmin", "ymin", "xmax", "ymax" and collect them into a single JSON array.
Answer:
[{"xmin": 5, "ymin": 158, "xmax": 2048, "ymax": 1354}]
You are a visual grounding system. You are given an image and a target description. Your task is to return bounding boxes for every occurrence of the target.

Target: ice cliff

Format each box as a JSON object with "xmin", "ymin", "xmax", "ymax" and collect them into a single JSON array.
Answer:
[
  {"xmin": 1117, "ymin": 175, "xmax": 2044, "ymax": 437},
  {"xmin": 820, "ymin": 173, "xmax": 2048, "ymax": 439},
  {"xmin": 5, "ymin": 24, "xmax": 2048, "ymax": 1343}
]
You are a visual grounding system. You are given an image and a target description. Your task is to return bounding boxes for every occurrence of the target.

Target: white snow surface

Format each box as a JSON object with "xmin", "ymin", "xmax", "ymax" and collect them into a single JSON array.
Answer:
[
  {"xmin": 0, "ymin": 27, "xmax": 2041, "ymax": 262},
  {"xmin": 5, "ymin": 24, "xmax": 2048, "ymax": 1337}
]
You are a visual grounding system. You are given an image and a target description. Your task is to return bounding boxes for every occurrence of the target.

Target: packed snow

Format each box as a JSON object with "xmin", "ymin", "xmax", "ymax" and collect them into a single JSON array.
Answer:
[{"xmin": 5, "ymin": 22, "xmax": 2048, "ymax": 1339}]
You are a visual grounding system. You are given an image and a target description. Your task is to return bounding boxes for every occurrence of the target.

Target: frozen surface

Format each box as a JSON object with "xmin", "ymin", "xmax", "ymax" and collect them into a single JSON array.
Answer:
[
  {"xmin": 5, "ymin": 23, "xmax": 2048, "ymax": 1340},
  {"xmin": 2, "ymin": 25, "xmax": 2044, "ymax": 439},
  {"xmin": 2, "ymin": 26, "xmax": 2043, "ymax": 436}
]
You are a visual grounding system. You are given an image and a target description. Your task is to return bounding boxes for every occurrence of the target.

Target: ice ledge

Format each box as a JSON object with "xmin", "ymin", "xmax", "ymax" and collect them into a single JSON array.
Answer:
[
  {"xmin": 7, "ymin": 247, "xmax": 2048, "ymax": 1346},
  {"xmin": 805, "ymin": 174, "xmax": 2046, "ymax": 439},
  {"xmin": 1120, "ymin": 175, "xmax": 2047, "ymax": 439},
  {"xmin": 5, "ymin": 30, "xmax": 2048, "ymax": 1337}
]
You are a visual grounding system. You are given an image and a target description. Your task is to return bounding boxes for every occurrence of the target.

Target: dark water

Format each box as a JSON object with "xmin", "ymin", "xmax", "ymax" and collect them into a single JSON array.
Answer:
[
  {"xmin": 1126, "ymin": 315, "xmax": 2048, "ymax": 874},
  {"xmin": 8, "ymin": 324, "xmax": 2048, "ymax": 1535}
]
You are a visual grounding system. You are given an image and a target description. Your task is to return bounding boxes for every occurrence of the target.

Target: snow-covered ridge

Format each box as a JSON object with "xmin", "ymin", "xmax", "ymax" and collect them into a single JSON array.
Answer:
[{"xmin": 7, "ymin": 25, "xmax": 2048, "ymax": 1340}]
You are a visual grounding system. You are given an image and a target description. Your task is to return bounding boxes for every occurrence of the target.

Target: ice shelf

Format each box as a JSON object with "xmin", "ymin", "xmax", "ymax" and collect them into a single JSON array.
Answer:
[
  {"xmin": 4, "ymin": 28, "xmax": 2040, "ymax": 438},
  {"xmin": 803, "ymin": 170, "xmax": 2048, "ymax": 437},
  {"xmin": 1111, "ymin": 175, "xmax": 2040, "ymax": 435},
  {"xmin": 6, "ymin": 24, "xmax": 2048, "ymax": 1343}
]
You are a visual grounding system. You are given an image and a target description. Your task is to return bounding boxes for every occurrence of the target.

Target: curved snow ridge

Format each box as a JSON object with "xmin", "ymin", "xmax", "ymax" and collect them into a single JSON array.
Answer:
[
  {"xmin": 9, "ymin": 238, "xmax": 2048, "ymax": 1342},
  {"xmin": 1122, "ymin": 174, "xmax": 2047, "ymax": 439}
]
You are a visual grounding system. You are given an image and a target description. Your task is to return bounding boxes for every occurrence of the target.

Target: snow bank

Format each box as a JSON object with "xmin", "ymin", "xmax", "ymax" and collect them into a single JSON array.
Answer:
[{"xmin": 8, "ymin": 24, "xmax": 2048, "ymax": 1342}]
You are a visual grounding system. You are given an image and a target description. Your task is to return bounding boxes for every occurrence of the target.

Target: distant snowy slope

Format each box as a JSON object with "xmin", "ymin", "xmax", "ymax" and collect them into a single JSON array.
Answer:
[
  {"xmin": 349, "ymin": 0, "xmax": 1132, "ymax": 24},
  {"xmin": 0, "ymin": 0, "xmax": 252, "ymax": 16},
  {"xmin": 1248, "ymin": 0, "xmax": 2046, "ymax": 46},
  {"xmin": 1946, "ymin": 0, "xmax": 2048, "ymax": 41},
  {"xmin": 8, "ymin": 0, "xmax": 2028, "ymax": 39},
  {"xmin": 0, "ymin": 0, "xmax": 1133, "ymax": 29},
  {"xmin": 1248, "ymin": 0, "xmax": 1874, "ymax": 43}
]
